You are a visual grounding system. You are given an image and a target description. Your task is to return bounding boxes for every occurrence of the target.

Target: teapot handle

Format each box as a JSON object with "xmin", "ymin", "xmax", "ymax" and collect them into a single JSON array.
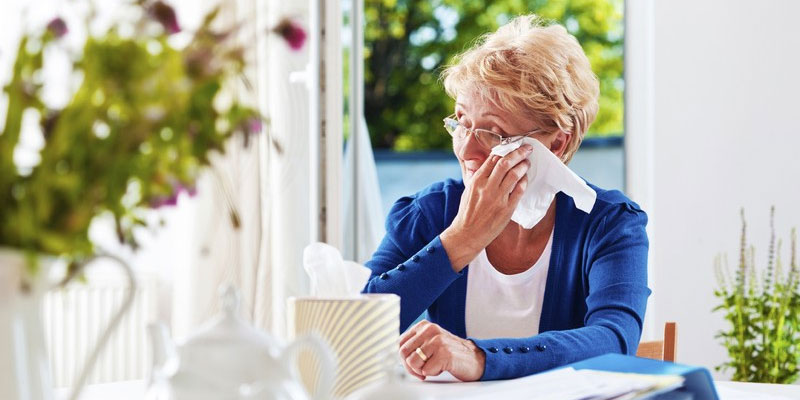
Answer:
[
  {"xmin": 63, "ymin": 251, "xmax": 138, "ymax": 400},
  {"xmin": 281, "ymin": 334, "xmax": 337, "ymax": 400}
]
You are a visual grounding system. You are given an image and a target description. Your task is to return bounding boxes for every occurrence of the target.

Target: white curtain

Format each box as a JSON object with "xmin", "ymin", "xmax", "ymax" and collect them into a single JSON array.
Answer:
[
  {"xmin": 174, "ymin": 138, "xmax": 266, "ymax": 338},
  {"xmin": 171, "ymin": 0, "xmax": 269, "ymax": 338},
  {"xmin": 174, "ymin": 0, "xmax": 379, "ymax": 341},
  {"xmin": 342, "ymin": 116, "xmax": 385, "ymax": 264},
  {"xmin": 173, "ymin": 0, "xmax": 312, "ymax": 339}
]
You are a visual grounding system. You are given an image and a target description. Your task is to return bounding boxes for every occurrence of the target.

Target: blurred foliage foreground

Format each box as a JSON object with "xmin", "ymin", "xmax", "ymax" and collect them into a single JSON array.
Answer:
[
  {"xmin": 361, "ymin": 0, "xmax": 624, "ymax": 150},
  {"xmin": 0, "ymin": 1, "xmax": 261, "ymax": 269}
]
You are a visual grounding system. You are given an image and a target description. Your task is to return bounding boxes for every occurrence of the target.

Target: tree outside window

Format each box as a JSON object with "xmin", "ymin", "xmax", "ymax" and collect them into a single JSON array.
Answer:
[{"xmin": 360, "ymin": 0, "xmax": 624, "ymax": 151}]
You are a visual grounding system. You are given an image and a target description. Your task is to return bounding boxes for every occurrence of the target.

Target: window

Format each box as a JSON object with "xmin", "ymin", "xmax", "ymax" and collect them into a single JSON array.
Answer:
[{"xmin": 353, "ymin": 0, "xmax": 626, "ymax": 216}]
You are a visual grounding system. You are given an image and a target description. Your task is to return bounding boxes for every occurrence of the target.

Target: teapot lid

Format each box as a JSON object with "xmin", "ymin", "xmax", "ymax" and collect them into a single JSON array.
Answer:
[{"xmin": 180, "ymin": 285, "xmax": 279, "ymax": 367}]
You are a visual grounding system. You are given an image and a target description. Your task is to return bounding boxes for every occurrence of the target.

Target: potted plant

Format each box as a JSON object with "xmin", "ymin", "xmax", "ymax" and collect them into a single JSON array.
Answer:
[
  {"xmin": 713, "ymin": 207, "xmax": 800, "ymax": 383},
  {"xmin": 0, "ymin": 1, "xmax": 304, "ymax": 398}
]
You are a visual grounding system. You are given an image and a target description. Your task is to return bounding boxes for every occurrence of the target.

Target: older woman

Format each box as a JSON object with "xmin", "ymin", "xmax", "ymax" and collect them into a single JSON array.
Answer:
[{"xmin": 363, "ymin": 15, "xmax": 649, "ymax": 381}]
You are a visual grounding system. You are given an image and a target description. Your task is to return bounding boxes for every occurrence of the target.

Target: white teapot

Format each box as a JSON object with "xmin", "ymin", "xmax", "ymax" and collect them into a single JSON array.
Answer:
[{"xmin": 147, "ymin": 285, "xmax": 336, "ymax": 400}]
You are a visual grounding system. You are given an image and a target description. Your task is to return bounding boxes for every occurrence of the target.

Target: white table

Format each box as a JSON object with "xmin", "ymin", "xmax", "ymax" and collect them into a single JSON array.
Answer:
[
  {"xmin": 714, "ymin": 381, "xmax": 800, "ymax": 399},
  {"xmin": 58, "ymin": 378, "xmax": 800, "ymax": 399},
  {"xmin": 405, "ymin": 373, "xmax": 800, "ymax": 400}
]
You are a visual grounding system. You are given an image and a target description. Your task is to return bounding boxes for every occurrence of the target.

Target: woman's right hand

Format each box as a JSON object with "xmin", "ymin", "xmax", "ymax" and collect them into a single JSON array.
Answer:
[{"xmin": 440, "ymin": 144, "xmax": 532, "ymax": 272}]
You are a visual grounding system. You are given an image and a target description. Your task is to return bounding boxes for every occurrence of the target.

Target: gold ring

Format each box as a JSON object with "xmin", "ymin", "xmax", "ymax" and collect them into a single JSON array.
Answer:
[{"xmin": 415, "ymin": 347, "xmax": 428, "ymax": 362}]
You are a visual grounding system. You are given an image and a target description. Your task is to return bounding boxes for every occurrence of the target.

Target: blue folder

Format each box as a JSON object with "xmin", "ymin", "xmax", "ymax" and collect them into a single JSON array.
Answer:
[{"xmin": 566, "ymin": 353, "xmax": 719, "ymax": 400}]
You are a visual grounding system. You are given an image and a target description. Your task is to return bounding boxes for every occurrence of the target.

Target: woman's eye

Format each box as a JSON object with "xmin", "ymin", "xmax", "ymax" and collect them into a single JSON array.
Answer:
[{"xmin": 490, "ymin": 126, "xmax": 506, "ymax": 136}]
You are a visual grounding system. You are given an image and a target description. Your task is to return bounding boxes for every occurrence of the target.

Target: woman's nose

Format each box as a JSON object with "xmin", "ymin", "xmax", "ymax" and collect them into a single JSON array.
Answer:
[{"xmin": 455, "ymin": 128, "xmax": 487, "ymax": 161}]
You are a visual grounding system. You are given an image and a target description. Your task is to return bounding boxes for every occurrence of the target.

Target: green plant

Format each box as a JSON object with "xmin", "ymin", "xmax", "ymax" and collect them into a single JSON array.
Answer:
[
  {"xmin": 714, "ymin": 207, "xmax": 800, "ymax": 383},
  {"xmin": 0, "ymin": 1, "xmax": 265, "ymax": 271},
  {"xmin": 359, "ymin": 0, "xmax": 624, "ymax": 151}
]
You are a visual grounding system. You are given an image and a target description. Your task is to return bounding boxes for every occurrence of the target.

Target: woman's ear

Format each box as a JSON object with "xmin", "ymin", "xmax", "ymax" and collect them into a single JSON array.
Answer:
[{"xmin": 549, "ymin": 130, "xmax": 571, "ymax": 159}]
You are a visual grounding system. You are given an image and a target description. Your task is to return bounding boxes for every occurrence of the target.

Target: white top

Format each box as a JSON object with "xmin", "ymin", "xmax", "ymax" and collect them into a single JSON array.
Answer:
[{"xmin": 465, "ymin": 230, "xmax": 554, "ymax": 339}]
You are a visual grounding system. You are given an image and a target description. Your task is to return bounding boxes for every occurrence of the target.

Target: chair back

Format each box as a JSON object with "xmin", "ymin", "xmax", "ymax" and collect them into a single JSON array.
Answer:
[{"xmin": 636, "ymin": 322, "xmax": 677, "ymax": 362}]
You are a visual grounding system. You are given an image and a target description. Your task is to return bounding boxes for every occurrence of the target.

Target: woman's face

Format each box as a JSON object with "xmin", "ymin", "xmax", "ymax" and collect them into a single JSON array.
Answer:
[{"xmin": 452, "ymin": 91, "xmax": 567, "ymax": 183}]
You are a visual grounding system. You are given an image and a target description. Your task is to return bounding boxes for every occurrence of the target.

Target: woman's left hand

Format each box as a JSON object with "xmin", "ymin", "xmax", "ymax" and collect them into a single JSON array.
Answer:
[{"xmin": 398, "ymin": 320, "xmax": 485, "ymax": 381}]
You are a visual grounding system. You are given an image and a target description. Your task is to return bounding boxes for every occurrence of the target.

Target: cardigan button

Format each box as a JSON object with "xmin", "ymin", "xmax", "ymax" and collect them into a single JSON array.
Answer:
[
  {"xmin": 503, "ymin": 347, "xmax": 514, "ymax": 354},
  {"xmin": 426, "ymin": 246, "xmax": 435, "ymax": 253},
  {"xmin": 396, "ymin": 263, "xmax": 406, "ymax": 271},
  {"xmin": 535, "ymin": 344, "xmax": 546, "ymax": 352},
  {"xmin": 487, "ymin": 347, "xmax": 499, "ymax": 353},
  {"xmin": 519, "ymin": 346, "xmax": 530, "ymax": 353},
  {"xmin": 380, "ymin": 273, "xmax": 389, "ymax": 280},
  {"xmin": 412, "ymin": 255, "xmax": 421, "ymax": 262}
]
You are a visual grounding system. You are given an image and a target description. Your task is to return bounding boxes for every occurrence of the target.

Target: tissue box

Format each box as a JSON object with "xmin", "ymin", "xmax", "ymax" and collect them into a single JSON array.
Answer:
[{"xmin": 287, "ymin": 294, "xmax": 400, "ymax": 399}]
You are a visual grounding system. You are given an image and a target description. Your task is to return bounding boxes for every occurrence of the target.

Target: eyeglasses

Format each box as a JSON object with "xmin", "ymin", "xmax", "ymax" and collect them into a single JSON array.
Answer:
[{"xmin": 442, "ymin": 113, "xmax": 546, "ymax": 150}]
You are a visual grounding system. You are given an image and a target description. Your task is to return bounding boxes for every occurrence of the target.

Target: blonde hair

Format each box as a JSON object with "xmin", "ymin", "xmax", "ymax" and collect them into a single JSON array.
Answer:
[{"xmin": 442, "ymin": 15, "xmax": 599, "ymax": 164}]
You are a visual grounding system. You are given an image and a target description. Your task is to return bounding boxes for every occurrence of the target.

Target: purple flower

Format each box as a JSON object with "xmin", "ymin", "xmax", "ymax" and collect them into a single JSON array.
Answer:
[
  {"xmin": 149, "ymin": 183, "xmax": 197, "ymax": 208},
  {"xmin": 240, "ymin": 117, "xmax": 263, "ymax": 148},
  {"xmin": 247, "ymin": 118, "xmax": 263, "ymax": 134},
  {"xmin": 148, "ymin": 1, "xmax": 181, "ymax": 35},
  {"xmin": 150, "ymin": 194, "xmax": 179, "ymax": 208},
  {"xmin": 272, "ymin": 18, "xmax": 306, "ymax": 51},
  {"xmin": 47, "ymin": 17, "xmax": 68, "ymax": 38}
]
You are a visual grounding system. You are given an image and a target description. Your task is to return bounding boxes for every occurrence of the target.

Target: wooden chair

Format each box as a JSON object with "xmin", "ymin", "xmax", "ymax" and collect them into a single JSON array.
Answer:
[{"xmin": 636, "ymin": 322, "xmax": 677, "ymax": 362}]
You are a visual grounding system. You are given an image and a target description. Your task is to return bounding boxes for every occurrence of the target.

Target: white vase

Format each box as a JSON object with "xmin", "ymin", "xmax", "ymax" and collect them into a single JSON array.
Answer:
[{"xmin": 0, "ymin": 249, "xmax": 137, "ymax": 400}]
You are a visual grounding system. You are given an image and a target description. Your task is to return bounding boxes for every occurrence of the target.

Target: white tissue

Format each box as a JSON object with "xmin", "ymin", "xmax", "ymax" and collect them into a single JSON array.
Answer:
[
  {"xmin": 303, "ymin": 242, "xmax": 372, "ymax": 297},
  {"xmin": 490, "ymin": 138, "xmax": 596, "ymax": 229}
]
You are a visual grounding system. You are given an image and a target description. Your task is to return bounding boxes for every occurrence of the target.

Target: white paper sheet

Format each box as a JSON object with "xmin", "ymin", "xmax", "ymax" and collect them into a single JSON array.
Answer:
[{"xmin": 409, "ymin": 368, "xmax": 683, "ymax": 400}]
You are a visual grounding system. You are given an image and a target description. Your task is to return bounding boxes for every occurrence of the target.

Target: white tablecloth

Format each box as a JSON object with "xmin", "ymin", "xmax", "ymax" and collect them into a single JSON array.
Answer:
[
  {"xmin": 57, "ymin": 378, "xmax": 800, "ymax": 400},
  {"xmin": 715, "ymin": 381, "xmax": 800, "ymax": 399}
]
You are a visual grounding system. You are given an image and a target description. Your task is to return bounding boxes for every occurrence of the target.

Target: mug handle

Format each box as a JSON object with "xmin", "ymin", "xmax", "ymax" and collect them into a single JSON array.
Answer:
[
  {"xmin": 62, "ymin": 251, "xmax": 138, "ymax": 400},
  {"xmin": 281, "ymin": 334, "xmax": 337, "ymax": 400}
]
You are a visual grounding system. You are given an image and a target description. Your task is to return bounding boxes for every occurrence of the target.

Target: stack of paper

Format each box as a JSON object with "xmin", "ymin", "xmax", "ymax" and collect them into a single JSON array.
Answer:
[{"xmin": 412, "ymin": 367, "xmax": 684, "ymax": 400}]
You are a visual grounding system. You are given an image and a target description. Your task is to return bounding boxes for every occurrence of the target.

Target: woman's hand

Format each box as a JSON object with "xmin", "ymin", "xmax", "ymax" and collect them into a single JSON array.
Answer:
[
  {"xmin": 441, "ymin": 145, "xmax": 532, "ymax": 271},
  {"xmin": 398, "ymin": 320, "xmax": 485, "ymax": 382}
]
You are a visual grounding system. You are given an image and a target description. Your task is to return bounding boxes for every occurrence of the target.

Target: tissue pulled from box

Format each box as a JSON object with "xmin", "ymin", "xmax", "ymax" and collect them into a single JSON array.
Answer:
[
  {"xmin": 490, "ymin": 138, "xmax": 596, "ymax": 229},
  {"xmin": 303, "ymin": 242, "xmax": 372, "ymax": 297}
]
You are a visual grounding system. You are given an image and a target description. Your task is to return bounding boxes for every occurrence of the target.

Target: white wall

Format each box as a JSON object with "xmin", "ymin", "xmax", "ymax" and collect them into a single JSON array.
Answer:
[{"xmin": 649, "ymin": 0, "xmax": 800, "ymax": 377}]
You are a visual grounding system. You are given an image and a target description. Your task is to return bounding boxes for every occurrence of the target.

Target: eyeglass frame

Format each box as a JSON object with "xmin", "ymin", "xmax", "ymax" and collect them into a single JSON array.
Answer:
[{"xmin": 442, "ymin": 113, "xmax": 552, "ymax": 149}]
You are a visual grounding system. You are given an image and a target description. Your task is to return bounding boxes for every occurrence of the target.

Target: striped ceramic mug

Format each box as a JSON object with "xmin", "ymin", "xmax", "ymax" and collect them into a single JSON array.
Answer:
[{"xmin": 287, "ymin": 294, "xmax": 400, "ymax": 399}]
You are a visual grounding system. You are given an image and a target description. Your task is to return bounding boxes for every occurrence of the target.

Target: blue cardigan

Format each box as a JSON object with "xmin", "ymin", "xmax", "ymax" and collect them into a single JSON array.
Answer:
[{"xmin": 362, "ymin": 178, "xmax": 650, "ymax": 380}]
